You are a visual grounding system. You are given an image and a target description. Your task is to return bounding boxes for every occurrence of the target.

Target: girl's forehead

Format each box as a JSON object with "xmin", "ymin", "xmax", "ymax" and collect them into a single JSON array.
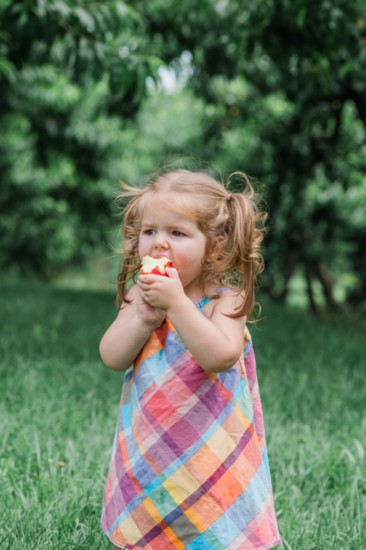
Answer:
[
  {"xmin": 140, "ymin": 191, "xmax": 198, "ymax": 222},
  {"xmin": 141, "ymin": 203, "xmax": 197, "ymax": 227}
]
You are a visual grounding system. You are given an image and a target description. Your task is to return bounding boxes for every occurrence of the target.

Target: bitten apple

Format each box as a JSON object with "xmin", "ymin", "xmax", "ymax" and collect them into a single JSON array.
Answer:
[{"xmin": 140, "ymin": 256, "xmax": 175, "ymax": 276}]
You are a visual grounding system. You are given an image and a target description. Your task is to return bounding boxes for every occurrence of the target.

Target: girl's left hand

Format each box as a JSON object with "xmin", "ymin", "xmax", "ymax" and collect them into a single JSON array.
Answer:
[{"xmin": 137, "ymin": 268, "xmax": 183, "ymax": 310}]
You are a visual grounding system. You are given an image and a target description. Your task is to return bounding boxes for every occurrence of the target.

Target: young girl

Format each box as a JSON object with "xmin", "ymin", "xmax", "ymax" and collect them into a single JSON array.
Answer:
[{"xmin": 100, "ymin": 169, "xmax": 281, "ymax": 550}]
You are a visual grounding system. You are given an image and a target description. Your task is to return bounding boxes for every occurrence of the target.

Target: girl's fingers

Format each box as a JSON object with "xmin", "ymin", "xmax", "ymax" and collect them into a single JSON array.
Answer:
[
  {"xmin": 165, "ymin": 267, "xmax": 179, "ymax": 278},
  {"xmin": 138, "ymin": 277, "xmax": 153, "ymax": 289}
]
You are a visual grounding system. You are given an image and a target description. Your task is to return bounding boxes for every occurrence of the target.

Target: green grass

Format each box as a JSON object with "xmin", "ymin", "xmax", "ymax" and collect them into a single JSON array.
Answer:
[{"xmin": 0, "ymin": 278, "xmax": 365, "ymax": 549}]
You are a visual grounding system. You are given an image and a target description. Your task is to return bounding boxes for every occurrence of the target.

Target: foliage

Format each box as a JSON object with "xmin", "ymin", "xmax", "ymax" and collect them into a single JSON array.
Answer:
[
  {"xmin": 136, "ymin": 0, "xmax": 366, "ymax": 312},
  {"xmin": 0, "ymin": 0, "xmax": 162, "ymax": 276},
  {"xmin": 1, "ymin": 0, "xmax": 366, "ymax": 312},
  {"xmin": 111, "ymin": 86, "xmax": 207, "ymax": 182}
]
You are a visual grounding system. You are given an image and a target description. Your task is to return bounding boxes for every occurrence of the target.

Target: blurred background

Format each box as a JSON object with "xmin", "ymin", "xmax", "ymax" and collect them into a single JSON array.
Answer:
[
  {"xmin": 1, "ymin": 3, "xmax": 366, "ymax": 548},
  {"xmin": 1, "ymin": 0, "xmax": 366, "ymax": 317}
]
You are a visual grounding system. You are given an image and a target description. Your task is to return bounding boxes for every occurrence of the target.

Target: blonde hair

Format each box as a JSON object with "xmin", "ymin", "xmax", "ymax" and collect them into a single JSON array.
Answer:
[{"xmin": 116, "ymin": 169, "xmax": 266, "ymax": 318}]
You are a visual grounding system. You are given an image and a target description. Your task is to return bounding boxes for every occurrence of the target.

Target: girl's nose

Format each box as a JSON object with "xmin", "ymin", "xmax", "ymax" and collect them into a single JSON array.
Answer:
[{"xmin": 153, "ymin": 233, "xmax": 169, "ymax": 250}]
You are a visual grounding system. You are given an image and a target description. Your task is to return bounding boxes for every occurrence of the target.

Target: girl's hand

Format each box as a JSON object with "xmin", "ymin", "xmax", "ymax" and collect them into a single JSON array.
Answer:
[
  {"xmin": 99, "ymin": 283, "xmax": 165, "ymax": 372},
  {"xmin": 136, "ymin": 285, "xmax": 166, "ymax": 327},
  {"xmin": 137, "ymin": 267, "xmax": 183, "ymax": 311}
]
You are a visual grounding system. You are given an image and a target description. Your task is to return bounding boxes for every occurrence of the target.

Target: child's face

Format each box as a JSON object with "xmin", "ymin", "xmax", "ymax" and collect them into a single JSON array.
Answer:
[{"xmin": 138, "ymin": 204, "xmax": 207, "ymax": 295}]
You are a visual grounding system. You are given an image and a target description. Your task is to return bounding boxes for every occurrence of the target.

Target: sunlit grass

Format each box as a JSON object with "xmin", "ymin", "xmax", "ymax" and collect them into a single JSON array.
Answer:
[{"xmin": 0, "ymin": 278, "xmax": 365, "ymax": 549}]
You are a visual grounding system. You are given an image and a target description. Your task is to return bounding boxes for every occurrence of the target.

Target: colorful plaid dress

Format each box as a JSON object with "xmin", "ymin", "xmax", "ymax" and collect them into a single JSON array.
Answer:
[{"xmin": 101, "ymin": 296, "xmax": 281, "ymax": 549}]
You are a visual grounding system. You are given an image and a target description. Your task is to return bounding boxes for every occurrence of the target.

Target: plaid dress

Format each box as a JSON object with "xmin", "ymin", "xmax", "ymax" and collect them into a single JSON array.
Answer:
[{"xmin": 101, "ymin": 296, "xmax": 281, "ymax": 549}]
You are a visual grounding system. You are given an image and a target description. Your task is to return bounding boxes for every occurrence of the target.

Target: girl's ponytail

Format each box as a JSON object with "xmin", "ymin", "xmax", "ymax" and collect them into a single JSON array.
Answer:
[{"xmin": 225, "ymin": 173, "xmax": 266, "ymax": 318}]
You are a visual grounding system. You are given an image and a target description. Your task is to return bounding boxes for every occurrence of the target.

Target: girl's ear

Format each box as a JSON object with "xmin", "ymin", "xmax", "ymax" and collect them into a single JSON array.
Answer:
[{"xmin": 205, "ymin": 234, "xmax": 226, "ymax": 262}]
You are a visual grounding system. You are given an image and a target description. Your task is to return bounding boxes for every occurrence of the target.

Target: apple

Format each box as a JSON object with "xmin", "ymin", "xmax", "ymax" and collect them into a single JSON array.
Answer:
[{"xmin": 140, "ymin": 255, "xmax": 175, "ymax": 276}]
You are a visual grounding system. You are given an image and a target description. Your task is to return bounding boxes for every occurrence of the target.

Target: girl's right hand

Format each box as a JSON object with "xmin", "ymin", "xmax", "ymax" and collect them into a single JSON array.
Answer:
[
  {"xmin": 99, "ymin": 284, "xmax": 165, "ymax": 371},
  {"xmin": 136, "ymin": 286, "xmax": 166, "ymax": 327}
]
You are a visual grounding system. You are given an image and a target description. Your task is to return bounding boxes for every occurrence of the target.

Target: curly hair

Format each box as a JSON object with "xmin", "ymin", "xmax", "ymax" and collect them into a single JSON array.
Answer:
[{"xmin": 115, "ymin": 169, "xmax": 266, "ymax": 318}]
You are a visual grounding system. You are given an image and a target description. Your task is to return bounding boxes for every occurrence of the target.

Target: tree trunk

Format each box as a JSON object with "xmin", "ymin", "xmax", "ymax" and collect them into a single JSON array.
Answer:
[
  {"xmin": 313, "ymin": 263, "xmax": 338, "ymax": 311},
  {"xmin": 305, "ymin": 264, "xmax": 318, "ymax": 314},
  {"xmin": 276, "ymin": 253, "xmax": 297, "ymax": 303}
]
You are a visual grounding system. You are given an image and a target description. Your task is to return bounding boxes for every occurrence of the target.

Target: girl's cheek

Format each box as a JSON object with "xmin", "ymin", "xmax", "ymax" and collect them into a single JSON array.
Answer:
[{"xmin": 138, "ymin": 236, "xmax": 149, "ymax": 253}]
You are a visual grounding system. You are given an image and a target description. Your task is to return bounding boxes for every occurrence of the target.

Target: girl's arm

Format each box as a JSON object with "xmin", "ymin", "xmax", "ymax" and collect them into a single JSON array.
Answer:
[
  {"xmin": 167, "ymin": 291, "xmax": 246, "ymax": 373},
  {"xmin": 99, "ymin": 285, "xmax": 165, "ymax": 371},
  {"xmin": 138, "ymin": 272, "xmax": 246, "ymax": 373}
]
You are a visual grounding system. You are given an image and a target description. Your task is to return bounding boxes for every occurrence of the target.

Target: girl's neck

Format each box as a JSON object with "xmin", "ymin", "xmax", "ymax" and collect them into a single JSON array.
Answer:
[{"xmin": 184, "ymin": 281, "xmax": 219, "ymax": 303}]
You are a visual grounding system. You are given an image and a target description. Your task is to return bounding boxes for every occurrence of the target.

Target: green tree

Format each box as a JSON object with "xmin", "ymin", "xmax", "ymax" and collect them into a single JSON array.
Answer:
[
  {"xmin": 0, "ymin": 0, "xmax": 161, "ymax": 276},
  {"xmin": 2, "ymin": 0, "xmax": 366, "ymax": 314},
  {"xmin": 136, "ymin": 0, "xmax": 366, "ymax": 312}
]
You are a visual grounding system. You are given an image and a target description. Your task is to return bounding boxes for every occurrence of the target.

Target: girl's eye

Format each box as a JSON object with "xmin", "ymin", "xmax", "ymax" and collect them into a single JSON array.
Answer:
[
  {"xmin": 172, "ymin": 230, "xmax": 185, "ymax": 237},
  {"xmin": 143, "ymin": 229, "xmax": 155, "ymax": 235}
]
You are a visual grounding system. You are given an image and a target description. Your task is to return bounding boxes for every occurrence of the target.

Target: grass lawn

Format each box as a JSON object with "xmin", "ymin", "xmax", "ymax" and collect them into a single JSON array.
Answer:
[{"xmin": 0, "ymin": 278, "xmax": 365, "ymax": 549}]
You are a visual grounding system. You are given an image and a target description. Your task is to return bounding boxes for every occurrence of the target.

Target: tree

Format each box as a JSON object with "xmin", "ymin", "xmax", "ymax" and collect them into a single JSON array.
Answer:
[
  {"xmin": 135, "ymin": 0, "xmax": 366, "ymax": 312},
  {"xmin": 1, "ymin": 0, "xmax": 366, "ymax": 314},
  {"xmin": 0, "ymin": 0, "xmax": 162, "ymax": 276}
]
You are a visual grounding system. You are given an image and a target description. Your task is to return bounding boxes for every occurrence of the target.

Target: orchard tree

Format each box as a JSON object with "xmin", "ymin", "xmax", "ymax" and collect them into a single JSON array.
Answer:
[
  {"xmin": 134, "ymin": 0, "xmax": 366, "ymax": 312},
  {"xmin": 1, "ymin": 0, "xmax": 366, "ymax": 314},
  {"xmin": 0, "ymin": 0, "xmax": 162, "ymax": 276}
]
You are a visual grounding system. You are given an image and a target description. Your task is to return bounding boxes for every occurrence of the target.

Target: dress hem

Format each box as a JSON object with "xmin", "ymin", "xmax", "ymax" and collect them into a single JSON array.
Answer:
[{"xmin": 104, "ymin": 532, "xmax": 282, "ymax": 550}]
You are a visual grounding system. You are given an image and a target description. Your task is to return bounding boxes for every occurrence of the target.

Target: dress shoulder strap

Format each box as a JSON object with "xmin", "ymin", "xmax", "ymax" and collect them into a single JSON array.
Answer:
[
  {"xmin": 194, "ymin": 288, "xmax": 230, "ymax": 314},
  {"xmin": 194, "ymin": 296, "xmax": 212, "ymax": 313}
]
